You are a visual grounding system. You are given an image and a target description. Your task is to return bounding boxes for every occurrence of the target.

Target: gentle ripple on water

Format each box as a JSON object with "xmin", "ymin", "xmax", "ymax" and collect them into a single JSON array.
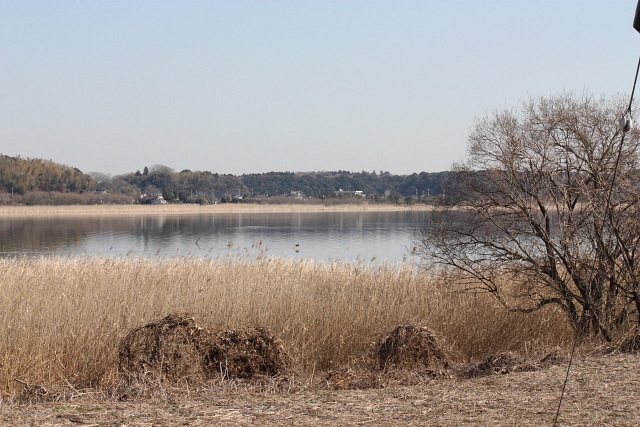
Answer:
[{"xmin": 0, "ymin": 211, "xmax": 426, "ymax": 264}]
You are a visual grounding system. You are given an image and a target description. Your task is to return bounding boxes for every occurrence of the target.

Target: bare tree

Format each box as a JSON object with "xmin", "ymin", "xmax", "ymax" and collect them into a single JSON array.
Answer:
[{"xmin": 417, "ymin": 92, "xmax": 640, "ymax": 340}]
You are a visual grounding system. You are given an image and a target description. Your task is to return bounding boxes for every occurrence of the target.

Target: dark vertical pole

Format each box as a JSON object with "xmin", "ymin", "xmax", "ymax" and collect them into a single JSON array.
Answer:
[{"xmin": 634, "ymin": 0, "xmax": 640, "ymax": 33}]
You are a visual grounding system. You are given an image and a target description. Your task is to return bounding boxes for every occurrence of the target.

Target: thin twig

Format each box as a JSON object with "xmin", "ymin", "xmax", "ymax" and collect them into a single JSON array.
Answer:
[{"xmin": 57, "ymin": 372, "xmax": 81, "ymax": 397}]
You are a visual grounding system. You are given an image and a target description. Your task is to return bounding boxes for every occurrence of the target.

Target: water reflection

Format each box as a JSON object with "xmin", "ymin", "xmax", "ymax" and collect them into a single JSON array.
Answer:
[{"xmin": 0, "ymin": 211, "xmax": 426, "ymax": 263}]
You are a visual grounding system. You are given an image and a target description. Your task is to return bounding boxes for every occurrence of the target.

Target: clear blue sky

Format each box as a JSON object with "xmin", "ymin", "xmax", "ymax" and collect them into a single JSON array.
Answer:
[{"xmin": 1, "ymin": 1, "xmax": 639, "ymax": 176}]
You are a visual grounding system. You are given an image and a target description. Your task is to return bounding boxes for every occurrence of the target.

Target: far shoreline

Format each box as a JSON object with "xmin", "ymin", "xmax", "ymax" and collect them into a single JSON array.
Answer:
[{"xmin": 0, "ymin": 203, "xmax": 435, "ymax": 216}]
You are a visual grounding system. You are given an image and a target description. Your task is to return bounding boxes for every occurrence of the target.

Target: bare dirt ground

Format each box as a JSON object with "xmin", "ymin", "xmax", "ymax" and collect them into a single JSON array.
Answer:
[{"xmin": 1, "ymin": 352, "xmax": 638, "ymax": 426}]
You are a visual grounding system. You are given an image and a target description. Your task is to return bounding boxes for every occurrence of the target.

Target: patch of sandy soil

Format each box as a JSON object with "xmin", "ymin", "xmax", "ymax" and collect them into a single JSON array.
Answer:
[{"xmin": 1, "ymin": 353, "xmax": 638, "ymax": 426}]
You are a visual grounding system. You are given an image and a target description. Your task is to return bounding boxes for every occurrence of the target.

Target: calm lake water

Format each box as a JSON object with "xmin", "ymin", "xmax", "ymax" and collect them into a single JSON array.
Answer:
[{"xmin": 0, "ymin": 211, "xmax": 427, "ymax": 264}]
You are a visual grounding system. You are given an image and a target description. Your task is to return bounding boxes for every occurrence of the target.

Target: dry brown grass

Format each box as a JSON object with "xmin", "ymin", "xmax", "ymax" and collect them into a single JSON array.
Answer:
[
  {"xmin": 0, "ymin": 256, "xmax": 572, "ymax": 401},
  {"xmin": 2, "ymin": 352, "xmax": 638, "ymax": 426},
  {"xmin": 0, "ymin": 203, "xmax": 433, "ymax": 217}
]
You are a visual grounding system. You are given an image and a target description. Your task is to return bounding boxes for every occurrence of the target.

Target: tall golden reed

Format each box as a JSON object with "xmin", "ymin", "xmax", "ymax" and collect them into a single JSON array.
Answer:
[{"xmin": 0, "ymin": 256, "xmax": 570, "ymax": 398}]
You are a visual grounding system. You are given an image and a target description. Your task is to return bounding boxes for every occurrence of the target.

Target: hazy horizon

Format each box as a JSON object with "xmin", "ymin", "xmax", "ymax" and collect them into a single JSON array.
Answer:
[{"xmin": 1, "ymin": 153, "xmax": 454, "ymax": 177}]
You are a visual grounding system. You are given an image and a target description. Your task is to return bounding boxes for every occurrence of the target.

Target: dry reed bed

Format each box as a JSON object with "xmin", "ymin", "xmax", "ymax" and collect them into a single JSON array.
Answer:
[
  {"xmin": 0, "ymin": 203, "xmax": 433, "ymax": 217},
  {"xmin": 0, "ymin": 256, "xmax": 570, "ymax": 399}
]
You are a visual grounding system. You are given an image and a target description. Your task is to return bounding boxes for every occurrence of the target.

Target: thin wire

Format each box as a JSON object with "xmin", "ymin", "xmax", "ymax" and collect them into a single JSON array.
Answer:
[
  {"xmin": 552, "ymin": 329, "xmax": 578, "ymax": 427},
  {"xmin": 554, "ymin": 54, "xmax": 640, "ymax": 427},
  {"xmin": 627, "ymin": 55, "xmax": 640, "ymax": 113},
  {"xmin": 606, "ymin": 55, "xmax": 640, "ymax": 211}
]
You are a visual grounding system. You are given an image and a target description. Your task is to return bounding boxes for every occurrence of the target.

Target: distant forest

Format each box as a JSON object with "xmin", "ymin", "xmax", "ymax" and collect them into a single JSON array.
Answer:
[{"xmin": 0, "ymin": 155, "xmax": 459, "ymax": 205}]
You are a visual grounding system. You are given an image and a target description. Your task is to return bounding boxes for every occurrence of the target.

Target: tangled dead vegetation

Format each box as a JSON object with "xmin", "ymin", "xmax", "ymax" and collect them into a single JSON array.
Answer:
[
  {"xmin": 377, "ymin": 325, "xmax": 451, "ymax": 373},
  {"xmin": 204, "ymin": 327, "xmax": 291, "ymax": 379},
  {"xmin": 374, "ymin": 325, "xmax": 568, "ymax": 385},
  {"xmin": 14, "ymin": 381, "xmax": 53, "ymax": 405},
  {"xmin": 117, "ymin": 317, "xmax": 566, "ymax": 392},
  {"xmin": 455, "ymin": 350, "xmax": 566, "ymax": 379},
  {"xmin": 13, "ymin": 379, "xmax": 102, "ymax": 405},
  {"xmin": 118, "ymin": 313, "xmax": 290, "ymax": 384},
  {"xmin": 118, "ymin": 313, "xmax": 210, "ymax": 382},
  {"xmin": 325, "ymin": 368, "xmax": 382, "ymax": 390},
  {"xmin": 619, "ymin": 330, "xmax": 640, "ymax": 353}
]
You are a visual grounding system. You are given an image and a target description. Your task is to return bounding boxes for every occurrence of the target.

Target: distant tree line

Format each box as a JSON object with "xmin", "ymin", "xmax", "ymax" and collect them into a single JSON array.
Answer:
[
  {"xmin": 107, "ymin": 166, "xmax": 459, "ymax": 204},
  {"xmin": 0, "ymin": 156, "xmax": 461, "ymax": 205},
  {"xmin": 0, "ymin": 155, "xmax": 97, "ymax": 195},
  {"xmin": 239, "ymin": 170, "xmax": 457, "ymax": 199}
]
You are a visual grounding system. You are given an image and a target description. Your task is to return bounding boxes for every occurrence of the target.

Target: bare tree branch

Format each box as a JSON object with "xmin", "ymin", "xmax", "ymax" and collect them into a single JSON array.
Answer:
[{"xmin": 418, "ymin": 92, "xmax": 640, "ymax": 340}]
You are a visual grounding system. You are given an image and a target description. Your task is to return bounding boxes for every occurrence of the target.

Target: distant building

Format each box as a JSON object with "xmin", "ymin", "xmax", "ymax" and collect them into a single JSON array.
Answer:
[
  {"xmin": 333, "ymin": 189, "xmax": 365, "ymax": 197},
  {"xmin": 150, "ymin": 195, "xmax": 167, "ymax": 205},
  {"xmin": 140, "ymin": 194, "xmax": 168, "ymax": 204}
]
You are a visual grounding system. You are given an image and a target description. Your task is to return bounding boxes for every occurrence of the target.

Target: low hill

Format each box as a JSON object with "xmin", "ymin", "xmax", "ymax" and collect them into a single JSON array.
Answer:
[{"xmin": 0, "ymin": 155, "xmax": 97, "ymax": 194}]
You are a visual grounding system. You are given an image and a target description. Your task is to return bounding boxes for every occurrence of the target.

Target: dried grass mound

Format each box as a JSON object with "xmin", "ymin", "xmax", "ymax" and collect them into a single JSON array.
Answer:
[
  {"xmin": 118, "ymin": 313, "xmax": 212, "ymax": 381},
  {"xmin": 203, "ymin": 327, "xmax": 290, "ymax": 379},
  {"xmin": 119, "ymin": 315, "xmax": 290, "ymax": 382},
  {"xmin": 377, "ymin": 325, "xmax": 450, "ymax": 372}
]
